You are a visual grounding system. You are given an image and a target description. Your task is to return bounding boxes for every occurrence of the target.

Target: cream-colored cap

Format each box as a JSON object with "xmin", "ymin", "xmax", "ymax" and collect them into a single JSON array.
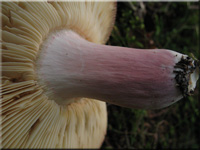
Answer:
[{"xmin": 2, "ymin": 1, "xmax": 116, "ymax": 148}]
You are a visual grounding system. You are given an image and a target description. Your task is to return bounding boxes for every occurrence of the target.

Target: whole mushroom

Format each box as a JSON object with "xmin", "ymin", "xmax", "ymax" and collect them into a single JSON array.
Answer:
[{"xmin": 1, "ymin": 1, "xmax": 199, "ymax": 149}]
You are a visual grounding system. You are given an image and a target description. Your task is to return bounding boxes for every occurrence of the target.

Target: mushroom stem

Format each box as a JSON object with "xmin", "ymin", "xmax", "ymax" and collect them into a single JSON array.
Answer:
[{"xmin": 37, "ymin": 30, "xmax": 199, "ymax": 109}]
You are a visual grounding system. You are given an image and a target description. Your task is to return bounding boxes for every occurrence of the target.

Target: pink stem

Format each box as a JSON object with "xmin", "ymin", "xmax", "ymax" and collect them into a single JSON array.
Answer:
[{"xmin": 37, "ymin": 30, "xmax": 197, "ymax": 109}]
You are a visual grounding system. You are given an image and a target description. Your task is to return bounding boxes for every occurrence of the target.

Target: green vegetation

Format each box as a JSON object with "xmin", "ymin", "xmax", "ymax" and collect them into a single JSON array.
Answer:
[{"xmin": 102, "ymin": 2, "xmax": 199, "ymax": 149}]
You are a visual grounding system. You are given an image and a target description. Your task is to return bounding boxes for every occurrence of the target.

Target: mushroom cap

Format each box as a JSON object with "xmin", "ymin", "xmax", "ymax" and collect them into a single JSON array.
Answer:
[{"xmin": 2, "ymin": 1, "xmax": 116, "ymax": 148}]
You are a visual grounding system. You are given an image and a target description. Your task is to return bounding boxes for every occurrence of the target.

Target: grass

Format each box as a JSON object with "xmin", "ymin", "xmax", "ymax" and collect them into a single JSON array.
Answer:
[{"xmin": 102, "ymin": 2, "xmax": 199, "ymax": 149}]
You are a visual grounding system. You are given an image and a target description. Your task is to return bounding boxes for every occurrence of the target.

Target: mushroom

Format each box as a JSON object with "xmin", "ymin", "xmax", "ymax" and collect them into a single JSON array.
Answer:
[{"xmin": 1, "ymin": 1, "xmax": 199, "ymax": 149}]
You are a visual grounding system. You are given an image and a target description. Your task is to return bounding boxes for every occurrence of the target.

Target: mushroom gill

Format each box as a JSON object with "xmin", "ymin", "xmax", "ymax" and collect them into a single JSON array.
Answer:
[{"xmin": 1, "ymin": 1, "xmax": 116, "ymax": 148}]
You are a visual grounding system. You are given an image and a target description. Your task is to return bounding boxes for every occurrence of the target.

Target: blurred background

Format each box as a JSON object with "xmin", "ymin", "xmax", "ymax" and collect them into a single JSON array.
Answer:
[{"xmin": 102, "ymin": 2, "xmax": 199, "ymax": 149}]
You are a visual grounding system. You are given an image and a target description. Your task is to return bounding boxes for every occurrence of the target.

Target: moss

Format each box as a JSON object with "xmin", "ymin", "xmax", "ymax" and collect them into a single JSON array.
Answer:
[{"xmin": 102, "ymin": 2, "xmax": 199, "ymax": 149}]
